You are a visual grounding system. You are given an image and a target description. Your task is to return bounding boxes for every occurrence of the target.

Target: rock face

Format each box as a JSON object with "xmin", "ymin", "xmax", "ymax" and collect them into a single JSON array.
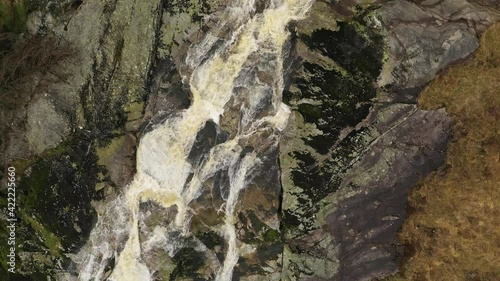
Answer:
[
  {"xmin": 26, "ymin": 96, "xmax": 72, "ymax": 154},
  {"xmin": 379, "ymin": 0, "xmax": 489, "ymax": 89},
  {"xmin": 0, "ymin": 0, "xmax": 498, "ymax": 280},
  {"xmin": 1, "ymin": 0, "xmax": 163, "ymax": 277},
  {"xmin": 323, "ymin": 108, "xmax": 451, "ymax": 281},
  {"xmin": 279, "ymin": 1, "xmax": 499, "ymax": 280}
]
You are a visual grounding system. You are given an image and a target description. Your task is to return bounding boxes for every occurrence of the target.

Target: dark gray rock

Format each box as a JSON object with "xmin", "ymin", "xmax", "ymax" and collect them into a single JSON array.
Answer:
[
  {"xmin": 379, "ymin": 1, "xmax": 470, "ymax": 89},
  {"xmin": 96, "ymin": 134, "xmax": 136, "ymax": 187},
  {"xmin": 378, "ymin": 0, "xmax": 499, "ymax": 91},
  {"xmin": 324, "ymin": 108, "xmax": 451, "ymax": 281}
]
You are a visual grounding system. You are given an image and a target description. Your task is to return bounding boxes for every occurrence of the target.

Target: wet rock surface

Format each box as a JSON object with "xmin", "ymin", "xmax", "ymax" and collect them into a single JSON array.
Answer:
[{"xmin": 1, "ymin": 0, "xmax": 163, "ymax": 277}]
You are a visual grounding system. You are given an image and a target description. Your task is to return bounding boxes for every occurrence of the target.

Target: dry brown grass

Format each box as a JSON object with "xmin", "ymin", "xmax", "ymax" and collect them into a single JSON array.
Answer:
[
  {"xmin": 0, "ymin": 34, "xmax": 75, "ymax": 109},
  {"xmin": 387, "ymin": 23, "xmax": 500, "ymax": 281}
]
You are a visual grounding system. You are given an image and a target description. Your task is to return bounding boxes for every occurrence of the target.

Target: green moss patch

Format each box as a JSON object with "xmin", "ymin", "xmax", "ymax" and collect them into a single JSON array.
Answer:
[
  {"xmin": 0, "ymin": 0, "xmax": 28, "ymax": 33},
  {"xmin": 0, "ymin": 133, "xmax": 101, "ymax": 278},
  {"xmin": 170, "ymin": 247, "xmax": 205, "ymax": 280},
  {"xmin": 282, "ymin": 8, "xmax": 385, "ymax": 234}
]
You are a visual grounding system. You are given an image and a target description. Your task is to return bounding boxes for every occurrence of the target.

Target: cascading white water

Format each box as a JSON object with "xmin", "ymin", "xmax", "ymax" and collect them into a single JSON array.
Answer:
[{"xmin": 75, "ymin": 0, "xmax": 313, "ymax": 280}]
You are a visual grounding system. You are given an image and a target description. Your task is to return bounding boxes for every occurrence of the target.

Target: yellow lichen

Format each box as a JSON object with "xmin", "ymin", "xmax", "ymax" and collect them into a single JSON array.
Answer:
[{"xmin": 96, "ymin": 136, "xmax": 126, "ymax": 166}]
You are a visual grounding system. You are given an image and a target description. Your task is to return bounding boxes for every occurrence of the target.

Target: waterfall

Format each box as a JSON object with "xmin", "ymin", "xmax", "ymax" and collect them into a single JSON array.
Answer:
[{"xmin": 74, "ymin": 0, "xmax": 313, "ymax": 280}]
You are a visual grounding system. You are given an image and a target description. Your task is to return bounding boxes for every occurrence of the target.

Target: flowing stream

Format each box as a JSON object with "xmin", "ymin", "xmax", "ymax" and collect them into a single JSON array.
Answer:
[{"xmin": 75, "ymin": 0, "xmax": 313, "ymax": 280}]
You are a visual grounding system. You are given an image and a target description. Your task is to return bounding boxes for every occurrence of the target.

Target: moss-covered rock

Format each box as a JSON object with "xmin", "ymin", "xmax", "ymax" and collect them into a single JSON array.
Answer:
[
  {"xmin": 96, "ymin": 134, "xmax": 136, "ymax": 187},
  {"xmin": 18, "ymin": 135, "xmax": 100, "ymax": 252},
  {"xmin": 281, "ymin": 5, "xmax": 385, "ymax": 236},
  {"xmin": 170, "ymin": 247, "xmax": 206, "ymax": 280},
  {"xmin": 0, "ymin": 133, "xmax": 101, "ymax": 278}
]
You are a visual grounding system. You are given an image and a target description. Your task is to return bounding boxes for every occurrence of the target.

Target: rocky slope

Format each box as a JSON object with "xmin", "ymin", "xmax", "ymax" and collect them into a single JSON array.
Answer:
[
  {"xmin": 0, "ymin": 0, "xmax": 498, "ymax": 280},
  {"xmin": 387, "ymin": 22, "xmax": 500, "ymax": 281},
  {"xmin": 280, "ymin": 1, "xmax": 498, "ymax": 280}
]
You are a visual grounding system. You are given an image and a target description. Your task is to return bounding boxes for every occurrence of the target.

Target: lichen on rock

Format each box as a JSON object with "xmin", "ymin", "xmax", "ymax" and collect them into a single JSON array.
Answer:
[{"xmin": 279, "ymin": 1, "xmax": 497, "ymax": 280}]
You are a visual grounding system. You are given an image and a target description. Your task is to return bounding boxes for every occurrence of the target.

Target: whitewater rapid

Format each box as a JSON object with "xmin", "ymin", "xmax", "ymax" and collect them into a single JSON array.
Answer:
[{"xmin": 75, "ymin": 0, "xmax": 314, "ymax": 280}]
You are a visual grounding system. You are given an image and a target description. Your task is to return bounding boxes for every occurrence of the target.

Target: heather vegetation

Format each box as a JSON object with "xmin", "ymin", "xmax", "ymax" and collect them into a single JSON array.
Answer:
[
  {"xmin": 1, "ymin": 0, "xmax": 75, "ymax": 109},
  {"xmin": 0, "ymin": 34, "xmax": 74, "ymax": 109},
  {"xmin": 389, "ymin": 23, "xmax": 500, "ymax": 281}
]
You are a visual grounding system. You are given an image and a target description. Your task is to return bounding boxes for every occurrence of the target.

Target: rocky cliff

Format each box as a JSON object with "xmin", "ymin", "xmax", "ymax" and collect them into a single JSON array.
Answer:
[{"xmin": 0, "ymin": 0, "xmax": 498, "ymax": 280}]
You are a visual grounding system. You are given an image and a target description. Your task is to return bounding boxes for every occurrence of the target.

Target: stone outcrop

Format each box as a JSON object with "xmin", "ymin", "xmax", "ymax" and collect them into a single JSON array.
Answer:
[
  {"xmin": 25, "ymin": 95, "xmax": 72, "ymax": 154},
  {"xmin": 279, "ymin": 0, "xmax": 499, "ymax": 280},
  {"xmin": 378, "ymin": 0, "xmax": 499, "ymax": 90},
  {"xmin": 1, "ymin": 0, "xmax": 164, "ymax": 277}
]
